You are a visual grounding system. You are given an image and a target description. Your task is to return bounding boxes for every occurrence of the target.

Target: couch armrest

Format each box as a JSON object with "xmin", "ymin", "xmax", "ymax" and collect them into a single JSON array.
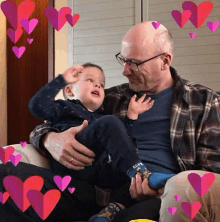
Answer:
[{"xmin": 1, "ymin": 144, "xmax": 51, "ymax": 169}]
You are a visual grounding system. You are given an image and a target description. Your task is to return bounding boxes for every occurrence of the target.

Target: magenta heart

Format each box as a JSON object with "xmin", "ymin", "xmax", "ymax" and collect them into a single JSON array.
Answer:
[
  {"xmin": 9, "ymin": 154, "xmax": 22, "ymax": 166},
  {"xmin": 27, "ymin": 38, "xmax": 34, "ymax": 44},
  {"xmin": 188, "ymin": 172, "xmax": 215, "ymax": 196},
  {"xmin": 152, "ymin": 21, "xmax": 161, "ymax": 29},
  {"xmin": 207, "ymin": 21, "xmax": 219, "ymax": 33},
  {"xmin": 12, "ymin": 46, "xmax": 26, "ymax": 58},
  {"xmin": 171, "ymin": 10, "xmax": 192, "ymax": 28},
  {"xmin": 20, "ymin": 141, "xmax": 27, "ymax": 147},
  {"xmin": 1, "ymin": 0, "xmax": 35, "ymax": 30},
  {"xmin": 7, "ymin": 28, "xmax": 23, "ymax": 43},
  {"xmin": 181, "ymin": 201, "xmax": 201, "ymax": 219},
  {"xmin": 20, "ymin": 18, "xmax": 38, "ymax": 34},
  {"xmin": 167, "ymin": 206, "xmax": 177, "ymax": 215},
  {"xmin": 44, "ymin": 7, "xmax": 72, "ymax": 31},
  {"xmin": 53, "ymin": 175, "xmax": 71, "ymax": 191},
  {"xmin": 68, "ymin": 187, "xmax": 75, "ymax": 194},
  {"xmin": 173, "ymin": 195, "xmax": 181, "ymax": 201},
  {"xmin": 66, "ymin": 14, "xmax": 80, "ymax": 27},
  {"xmin": 0, "ymin": 191, "xmax": 9, "ymax": 204},
  {"xmin": 189, "ymin": 32, "xmax": 197, "ymax": 39},
  {"xmin": 0, "ymin": 146, "xmax": 15, "ymax": 164}
]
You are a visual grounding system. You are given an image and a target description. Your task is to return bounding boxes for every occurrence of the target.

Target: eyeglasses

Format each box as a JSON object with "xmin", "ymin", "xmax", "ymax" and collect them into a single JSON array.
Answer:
[{"xmin": 115, "ymin": 52, "xmax": 166, "ymax": 72}]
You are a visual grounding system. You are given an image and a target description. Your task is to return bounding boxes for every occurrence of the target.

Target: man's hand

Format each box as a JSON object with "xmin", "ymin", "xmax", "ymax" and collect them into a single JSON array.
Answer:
[
  {"xmin": 129, "ymin": 174, "xmax": 164, "ymax": 201},
  {"xmin": 43, "ymin": 120, "xmax": 95, "ymax": 170},
  {"xmin": 62, "ymin": 64, "xmax": 84, "ymax": 84},
  {"xmin": 127, "ymin": 94, "xmax": 154, "ymax": 120}
]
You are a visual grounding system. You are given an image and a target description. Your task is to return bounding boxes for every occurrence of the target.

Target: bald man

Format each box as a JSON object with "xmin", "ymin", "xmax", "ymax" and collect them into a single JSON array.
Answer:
[{"xmin": 1, "ymin": 21, "xmax": 220, "ymax": 222}]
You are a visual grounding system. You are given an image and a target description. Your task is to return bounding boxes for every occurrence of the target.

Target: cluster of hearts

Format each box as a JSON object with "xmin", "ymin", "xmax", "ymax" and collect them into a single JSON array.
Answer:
[
  {"xmin": 171, "ymin": 1, "xmax": 219, "ymax": 39},
  {"xmin": 1, "ymin": 0, "xmax": 80, "ymax": 58},
  {"xmin": 0, "ymin": 146, "xmax": 75, "ymax": 220}
]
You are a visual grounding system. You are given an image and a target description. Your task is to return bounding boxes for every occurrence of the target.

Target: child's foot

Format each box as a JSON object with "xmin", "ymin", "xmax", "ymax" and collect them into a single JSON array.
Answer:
[{"xmin": 127, "ymin": 161, "xmax": 151, "ymax": 178}]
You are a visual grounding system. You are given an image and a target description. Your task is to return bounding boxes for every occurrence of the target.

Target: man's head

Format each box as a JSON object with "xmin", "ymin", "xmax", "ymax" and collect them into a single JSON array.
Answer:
[
  {"xmin": 64, "ymin": 63, "xmax": 105, "ymax": 111},
  {"xmin": 117, "ymin": 21, "xmax": 174, "ymax": 93}
]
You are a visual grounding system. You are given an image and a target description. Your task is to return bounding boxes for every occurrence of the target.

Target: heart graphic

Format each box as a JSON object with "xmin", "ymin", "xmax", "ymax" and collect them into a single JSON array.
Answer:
[
  {"xmin": 27, "ymin": 189, "xmax": 61, "ymax": 220},
  {"xmin": 1, "ymin": 0, "xmax": 35, "ymax": 30},
  {"xmin": 20, "ymin": 141, "xmax": 27, "ymax": 147},
  {"xmin": 152, "ymin": 21, "xmax": 161, "ymax": 29},
  {"xmin": 20, "ymin": 18, "xmax": 38, "ymax": 34},
  {"xmin": 44, "ymin": 7, "xmax": 72, "ymax": 31},
  {"xmin": 7, "ymin": 28, "xmax": 23, "ymax": 43},
  {"xmin": 9, "ymin": 154, "xmax": 22, "ymax": 166},
  {"xmin": 189, "ymin": 32, "xmax": 197, "ymax": 39},
  {"xmin": 167, "ymin": 206, "xmax": 177, "ymax": 215},
  {"xmin": 207, "ymin": 21, "xmax": 219, "ymax": 33},
  {"xmin": 182, "ymin": 1, "xmax": 213, "ymax": 28},
  {"xmin": 181, "ymin": 201, "xmax": 201, "ymax": 219},
  {"xmin": 66, "ymin": 14, "xmax": 80, "ymax": 27},
  {"xmin": 171, "ymin": 10, "xmax": 192, "ymax": 28},
  {"xmin": 0, "ymin": 146, "xmax": 15, "ymax": 164},
  {"xmin": 53, "ymin": 175, "xmax": 71, "ymax": 191},
  {"xmin": 0, "ymin": 191, "xmax": 9, "ymax": 204},
  {"xmin": 12, "ymin": 46, "xmax": 26, "ymax": 58},
  {"xmin": 27, "ymin": 38, "xmax": 34, "ymax": 44},
  {"xmin": 3, "ymin": 175, "xmax": 44, "ymax": 212},
  {"xmin": 68, "ymin": 187, "xmax": 75, "ymax": 194},
  {"xmin": 188, "ymin": 172, "xmax": 215, "ymax": 196},
  {"xmin": 173, "ymin": 195, "xmax": 181, "ymax": 201}
]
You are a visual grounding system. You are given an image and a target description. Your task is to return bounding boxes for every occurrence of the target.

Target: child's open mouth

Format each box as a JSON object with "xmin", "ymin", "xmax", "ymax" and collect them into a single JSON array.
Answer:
[{"xmin": 91, "ymin": 90, "xmax": 100, "ymax": 96}]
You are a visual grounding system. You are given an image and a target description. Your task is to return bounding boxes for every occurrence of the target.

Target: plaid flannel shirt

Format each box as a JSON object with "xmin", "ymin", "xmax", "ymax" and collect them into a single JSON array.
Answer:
[{"xmin": 29, "ymin": 66, "xmax": 220, "ymax": 173}]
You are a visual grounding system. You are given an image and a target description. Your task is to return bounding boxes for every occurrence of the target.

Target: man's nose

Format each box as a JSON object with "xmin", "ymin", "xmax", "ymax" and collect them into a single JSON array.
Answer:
[{"xmin": 122, "ymin": 63, "xmax": 132, "ymax": 76}]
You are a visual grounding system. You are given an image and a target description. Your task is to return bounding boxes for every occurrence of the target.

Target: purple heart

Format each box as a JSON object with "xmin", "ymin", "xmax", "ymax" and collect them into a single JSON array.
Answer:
[
  {"xmin": 12, "ymin": 46, "xmax": 26, "ymax": 58},
  {"xmin": 20, "ymin": 18, "xmax": 38, "ymax": 34},
  {"xmin": 152, "ymin": 21, "xmax": 161, "ymax": 29}
]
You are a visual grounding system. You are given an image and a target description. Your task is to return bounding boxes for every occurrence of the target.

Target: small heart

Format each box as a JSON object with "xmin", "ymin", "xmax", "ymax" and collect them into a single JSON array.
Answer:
[
  {"xmin": 167, "ymin": 206, "xmax": 177, "ymax": 215},
  {"xmin": 181, "ymin": 201, "xmax": 201, "ymax": 219},
  {"xmin": 20, "ymin": 18, "xmax": 38, "ymax": 34},
  {"xmin": 152, "ymin": 21, "xmax": 161, "ymax": 29},
  {"xmin": 9, "ymin": 154, "xmax": 22, "ymax": 166},
  {"xmin": 53, "ymin": 175, "xmax": 71, "ymax": 191},
  {"xmin": 171, "ymin": 10, "xmax": 192, "ymax": 28},
  {"xmin": 0, "ymin": 191, "xmax": 9, "ymax": 204},
  {"xmin": 27, "ymin": 38, "xmax": 33, "ymax": 44},
  {"xmin": 188, "ymin": 172, "xmax": 215, "ymax": 196},
  {"xmin": 0, "ymin": 146, "xmax": 15, "ymax": 164},
  {"xmin": 207, "ymin": 21, "xmax": 219, "ymax": 33},
  {"xmin": 173, "ymin": 195, "xmax": 181, "ymax": 201},
  {"xmin": 189, "ymin": 32, "xmax": 197, "ymax": 39},
  {"xmin": 66, "ymin": 14, "xmax": 80, "ymax": 27},
  {"xmin": 12, "ymin": 46, "xmax": 26, "ymax": 58},
  {"xmin": 7, "ymin": 28, "xmax": 23, "ymax": 43},
  {"xmin": 20, "ymin": 141, "xmax": 27, "ymax": 147},
  {"xmin": 68, "ymin": 187, "xmax": 75, "ymax": 194}
]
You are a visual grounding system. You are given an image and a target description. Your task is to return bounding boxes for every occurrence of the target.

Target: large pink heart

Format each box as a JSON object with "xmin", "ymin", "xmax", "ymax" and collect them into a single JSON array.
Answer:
[
  {"xmin": 20, "ymin": 18, "xmax": 38, "ymax": 34},
  {"xmin": 181, "ymin": 201, "xmax": 201, "ymax": 219},
  {"xmin": 171, "ymin": 10, "xmax": 192, "ymax": 28},
  {"xmin": 182, "ymin": 1, "xmax": 213, "ymax": 28},
  {"xmin": 0, "ymin": 146, "xmax": 15, "ymax": 164},
  {"xmin": 44, "ymin": 7, "xmax": 72, "ymax": 31},
  {"xmin": 1, "ymin": 0, "xmax": 35, "ymax": 30}
]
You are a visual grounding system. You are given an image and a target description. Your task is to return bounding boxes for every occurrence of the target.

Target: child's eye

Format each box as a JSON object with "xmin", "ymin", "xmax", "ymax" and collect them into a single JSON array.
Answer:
[
  {"xmin": 101, "ymin": 84, "xmax": 104, "ymax": 88},
  {"xmin": 88, "ymin": 79, "xmax": 93, "ymax": 82}
]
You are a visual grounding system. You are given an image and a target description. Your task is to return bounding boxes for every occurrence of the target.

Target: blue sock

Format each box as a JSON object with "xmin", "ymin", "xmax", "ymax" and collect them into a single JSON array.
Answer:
[{"xmin": 127, "ymin": 161, "xmax": 147, "ymax": 178}]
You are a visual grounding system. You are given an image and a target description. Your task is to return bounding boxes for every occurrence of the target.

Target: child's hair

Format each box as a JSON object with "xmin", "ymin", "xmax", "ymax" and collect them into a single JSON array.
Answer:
[{"xmin": 63, "ymin": 63, "xmax": 104, "ymax": 100}]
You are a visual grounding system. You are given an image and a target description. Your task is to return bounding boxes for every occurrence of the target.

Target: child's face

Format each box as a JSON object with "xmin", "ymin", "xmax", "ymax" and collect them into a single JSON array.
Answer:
[{"xmin": 71, "ymin": 67, "xmax": 105, "ymax": 111}]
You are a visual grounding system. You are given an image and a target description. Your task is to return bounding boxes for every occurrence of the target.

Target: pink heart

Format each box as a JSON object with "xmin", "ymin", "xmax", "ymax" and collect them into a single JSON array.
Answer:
[
  {"xmin": 66, "ymin": 14, "xmax": 80, "ymax": 27},
  {"xmin": 20, "ymin": 18, "xmax": 38, "ymax": 34},
  {"xmin": 189, "ymin": 32, "xmax": 197, "ymax": 39},
  {"xmin": 27, "ymin": 189, "xmax": 61, "ymax": 220},
  {"xmin": 44, "ymin": 7, "xmax": 72, "ymax": 31},
  {"xmin": 68, "ymin": 187, "xmax": 75, "ymax": 194},
  {"xmin": 20, "ymin": 141, "xmax": 27, "ymax": 147},
  {"xmin": 207, "ymin": 21, "xmax": 219, "ymax": 33},
  {"xmin": 12, "ymin": 46, "xmax": 26, "ymax": 58},
  {"xmin": 173, "ymin": 195, "xmax": 181, "ymax": 201},
  {"xmin": 3, "ymin": 175, "xmax": 44, "ymax": 212},
  {"xmin": 9, "ymin": 154, "xmax": 22, "ymax": 166},
  {"xmin": 0, "ymin": 191, "xmax": 9, "ymax": 204},
  {"xmin": 7, "ymin": 28, "xmax": 23, "ymax": 43},
  {"xmin": 167, "ymin": 206, "xmax": 177, "ymax": 215},
  {"xmin": 188, "ymin": 172, "xmax": 215, "ymax": 196},
  {"xmin": 1, "ymin": 0, "xmax": 35, "ymax": 30},
  {"xmin": 0, "ymin": 146, "xmax": 15, "ymax": 164},
  {"xmin": 27, "ymin": 38, "xmax": 34, "ymax": 44},
  {"xmin": 171, "ymin": 10, "xmax": 192, "ymax": 28},
  {"xmin": 181, "ymin": 201, "xmax": 201, "ymax": 219},
  {"xmin": 152, "ymin": 21, "xmax": 161, "ymax": 29},
  {"xmin": 53, "ymin": 175, "xmax": 71, "ymax": 191}
]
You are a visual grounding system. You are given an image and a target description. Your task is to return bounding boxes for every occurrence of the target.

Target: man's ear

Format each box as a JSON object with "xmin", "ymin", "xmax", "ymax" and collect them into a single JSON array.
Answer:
[{"xmin": 161, "ymin": 54, "xmax": 171, "ymax": 70}]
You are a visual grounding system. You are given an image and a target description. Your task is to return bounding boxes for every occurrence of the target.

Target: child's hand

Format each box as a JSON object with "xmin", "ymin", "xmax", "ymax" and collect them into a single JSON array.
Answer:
[
  {"xmin": 62, "ymin": 64, "xmax": 84, "ymax": 84},
  {"xmin": 127, "ymin": 94, "xmax": 154, "ymax": 119}
]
